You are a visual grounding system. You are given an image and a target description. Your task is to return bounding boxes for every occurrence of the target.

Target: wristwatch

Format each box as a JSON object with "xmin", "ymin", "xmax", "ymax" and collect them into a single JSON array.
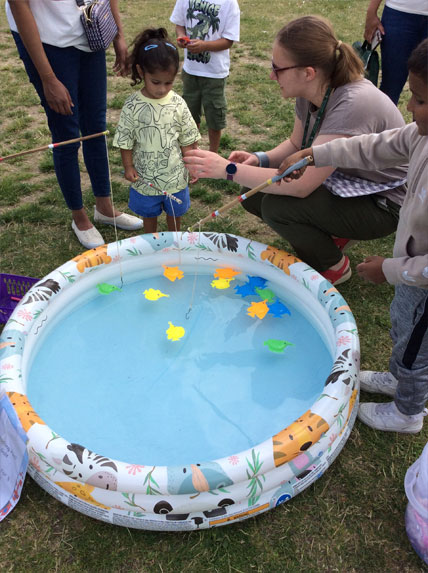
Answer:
[{"xmin": 226, "ymin": 162, "xmax": 237, "ymax": 181}]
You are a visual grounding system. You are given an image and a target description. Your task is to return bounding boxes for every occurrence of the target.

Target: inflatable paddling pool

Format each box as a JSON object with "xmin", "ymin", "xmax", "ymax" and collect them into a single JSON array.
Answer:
[{"xmin": 0, "ymin": 232, "xmax": 359, "ymax": 530}]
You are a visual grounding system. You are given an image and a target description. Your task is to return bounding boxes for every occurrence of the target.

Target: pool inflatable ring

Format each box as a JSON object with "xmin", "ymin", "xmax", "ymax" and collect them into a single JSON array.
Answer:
[{"xmin": 0, "ymin": 232, "xmax": 359, "ymax": 531}]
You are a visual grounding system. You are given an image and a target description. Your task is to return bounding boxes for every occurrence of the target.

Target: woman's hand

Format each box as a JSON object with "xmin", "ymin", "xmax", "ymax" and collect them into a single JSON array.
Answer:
[
  {"xmin": 113, "ymin": 33, "xmax": 129, "ymax": 76},
  {"xmin": 276, "ymin": 148, "xmax": 314, "ymax": 183},
  {"xmin": 183, "ymin": 149, "xmax": 228, "ymax": 180},
  {"xmin": 364, "ymin": 11, "xmax": 384, "ymax": 43},
  {"xmin": 42, "ymin": 75, "xmax": 74, "ymax": 115},
  {"xmin": 356, "ymin": 256, "xmax": 386, "ymax": 284},
  {"xmin": 228, "ymin": 150, "xmax": 258, "ymax": 165}
]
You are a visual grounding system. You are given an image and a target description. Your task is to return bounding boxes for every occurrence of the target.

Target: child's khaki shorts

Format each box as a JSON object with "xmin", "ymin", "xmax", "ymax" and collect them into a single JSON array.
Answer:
[{"xmin": 181, "ymin": 69, "xmax": 227, "ymax": 131}]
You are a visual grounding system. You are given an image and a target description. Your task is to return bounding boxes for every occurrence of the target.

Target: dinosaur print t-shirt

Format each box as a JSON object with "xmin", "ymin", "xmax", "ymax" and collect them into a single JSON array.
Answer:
[
  {"xmin": 113, "ymin": 90, "xmax": 200, "ymax": 196},
  {"xmin": 170, "ymin": 0, "xmax": 240, "ymax": 78}
]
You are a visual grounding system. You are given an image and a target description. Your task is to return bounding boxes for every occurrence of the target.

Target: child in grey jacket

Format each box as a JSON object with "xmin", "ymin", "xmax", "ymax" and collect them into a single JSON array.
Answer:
[{"xmin": 277, "ymin": 38, "xmax": 428, "ymax": 434}]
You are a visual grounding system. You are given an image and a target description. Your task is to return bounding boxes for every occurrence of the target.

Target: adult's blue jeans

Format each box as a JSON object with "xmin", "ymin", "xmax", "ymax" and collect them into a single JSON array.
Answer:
[
  {"xmin": 12, "ymin": 32, "xmax": 110, "ymax": 210},
  {"xmin": 380, "ymin": 6, "xmax": 428, "ymax": 105}
]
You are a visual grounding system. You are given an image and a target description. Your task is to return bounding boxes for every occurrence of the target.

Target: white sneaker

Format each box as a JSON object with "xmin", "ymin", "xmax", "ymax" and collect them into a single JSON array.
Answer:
[
  {"xmin": 94, "ymin": 207, "xmax": 143, "ymax": 231},
  {"xmin": 71, "ymin": 220, "xmax": 104, "ymax": 249},
  {"xmin": 359, "ymin": 371, "xmax": 398, "ymax": 397},
  {"xmin": 357, "ymin": 401, "xmax": 426, "ymax": 434}
]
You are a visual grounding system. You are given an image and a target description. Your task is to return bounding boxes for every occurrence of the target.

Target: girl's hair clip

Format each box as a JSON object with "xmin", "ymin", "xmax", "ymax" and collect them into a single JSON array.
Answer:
[{"xmin": 144, "ymin": 42, "xmax": 177, "ymax": 51}]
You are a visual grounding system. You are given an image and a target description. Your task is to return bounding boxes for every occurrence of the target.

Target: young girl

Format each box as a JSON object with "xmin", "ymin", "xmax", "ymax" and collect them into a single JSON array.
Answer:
[{"xmin": 113, "ymin": 28, "xmax": 200, "ymax": 233}]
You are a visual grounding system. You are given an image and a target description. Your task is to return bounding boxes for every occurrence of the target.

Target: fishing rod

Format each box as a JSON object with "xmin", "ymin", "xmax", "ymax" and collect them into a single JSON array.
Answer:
[
  {"xmin": 0, "ymin": 130, "xmax": 109, "ymax": 162},
  {"xmin": 188, "ymin": 156, "xmax": 313, "ymax": 232}
]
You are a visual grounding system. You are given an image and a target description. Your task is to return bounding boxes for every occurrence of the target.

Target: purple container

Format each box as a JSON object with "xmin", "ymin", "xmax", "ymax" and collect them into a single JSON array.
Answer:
[{"xmin": 0, "ymin": 273, "xmax": 39, "ymax": 324}]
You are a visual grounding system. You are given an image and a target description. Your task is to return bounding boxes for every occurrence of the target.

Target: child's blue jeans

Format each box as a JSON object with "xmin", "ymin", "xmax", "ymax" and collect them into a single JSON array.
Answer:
[{"xmin": 12, "ymin": 32, "xmax": 110, "ymax": 210}]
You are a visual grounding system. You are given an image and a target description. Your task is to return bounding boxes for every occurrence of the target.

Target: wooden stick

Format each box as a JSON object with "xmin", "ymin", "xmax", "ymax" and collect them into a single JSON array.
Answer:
[
  {"xmin": 187, "ymin": 156, "xmax": 313, "ymax": 232},
  {"xmin": 0, "ymin": 130, "xmax": 109, "ymax": 162}
]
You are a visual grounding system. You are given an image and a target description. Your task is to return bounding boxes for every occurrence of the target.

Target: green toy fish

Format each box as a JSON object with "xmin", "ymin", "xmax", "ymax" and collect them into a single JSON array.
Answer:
[
  {"xmin": 255, "ymin": 287, "xmax": 276, "ymax": 304},
  {"xmin": 263, "ymin": 339, "xmax": 294, "ymax": 353},
  {"xmin": 97, "ymin": 283, "xmax": 121, "ymax": 295}
]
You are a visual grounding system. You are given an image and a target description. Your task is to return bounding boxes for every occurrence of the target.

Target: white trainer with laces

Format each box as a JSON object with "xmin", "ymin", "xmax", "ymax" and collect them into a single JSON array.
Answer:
[
  {"xmin": 359, "ymin": 371, "xmax": 398, "ymax": 397},
  {"xmin": 358, "ymin": 401, "xmax": 426, "ymax": 434}
]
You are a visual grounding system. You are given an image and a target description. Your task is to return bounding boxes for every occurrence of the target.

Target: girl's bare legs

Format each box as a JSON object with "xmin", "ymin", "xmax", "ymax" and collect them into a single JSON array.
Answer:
[
  {"xmin": 143, "ymin": 217, "xmax": 158, "ymax": 233},
  {"xmin": 167, "ymin": 215, "xmax": 180, "ymax": 231}
]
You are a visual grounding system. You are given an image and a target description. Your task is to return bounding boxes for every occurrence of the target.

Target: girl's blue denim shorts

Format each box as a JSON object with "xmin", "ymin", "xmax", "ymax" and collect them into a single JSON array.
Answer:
[{"xmin": 128, "ymin": 187, "xmax": 190, "ymax": 218}]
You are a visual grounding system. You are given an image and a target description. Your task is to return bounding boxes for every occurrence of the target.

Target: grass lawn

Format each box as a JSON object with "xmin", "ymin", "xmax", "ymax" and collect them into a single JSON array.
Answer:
[{"xmin": 1, "ymin": 1, "xmax": 427, "ymax": 571}]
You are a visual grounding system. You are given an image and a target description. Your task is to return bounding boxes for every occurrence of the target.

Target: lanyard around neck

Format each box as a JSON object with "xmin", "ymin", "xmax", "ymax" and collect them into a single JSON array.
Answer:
[{"xmin": 301, "ymin": 86, "xmax": 332, "ymax": 150}]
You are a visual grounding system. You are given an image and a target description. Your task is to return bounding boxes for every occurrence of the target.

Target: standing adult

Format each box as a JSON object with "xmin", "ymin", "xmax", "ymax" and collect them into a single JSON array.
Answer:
[
  {"xmin": 364, "ymin": 0, "xmax": 428, "ymax": 105},
  {"xmin": 184, "ymin": 16, "xmax": 408, "ymax": 285},
  {"xmin": 6, "ymin": 0, "xmax": 143, "ymax": 249}
]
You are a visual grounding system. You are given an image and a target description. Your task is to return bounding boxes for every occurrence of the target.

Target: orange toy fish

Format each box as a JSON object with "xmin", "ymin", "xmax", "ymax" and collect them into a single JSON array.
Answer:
[
  {"xmin": 247, "ymin": 300, "xmax": 269, "ymax": 319},
  {"xmin": 213, "ymin": 268, "xmax": 241, "ymax": 279},
  {"xmin": 163, "ymin": 265, "xmax": 184, "ymax": 282}
]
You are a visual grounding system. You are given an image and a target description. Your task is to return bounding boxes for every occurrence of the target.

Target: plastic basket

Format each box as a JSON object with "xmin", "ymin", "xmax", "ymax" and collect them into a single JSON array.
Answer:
[{"xmin": 0, "ymin": 273, "xmax": 39, "ymax": 324}]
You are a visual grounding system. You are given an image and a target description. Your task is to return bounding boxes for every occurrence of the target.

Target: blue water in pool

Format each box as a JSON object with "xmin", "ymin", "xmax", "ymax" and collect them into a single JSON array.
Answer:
[{"xmin": 28, "ymin": 272, "xmax": 332, "ymax": 466}]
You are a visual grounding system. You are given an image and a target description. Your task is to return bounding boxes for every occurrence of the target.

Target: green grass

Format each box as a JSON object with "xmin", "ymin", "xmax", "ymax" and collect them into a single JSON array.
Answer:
[{"xmin": 0, "ymin": 1, "xmax": 426, "ymax": 571}]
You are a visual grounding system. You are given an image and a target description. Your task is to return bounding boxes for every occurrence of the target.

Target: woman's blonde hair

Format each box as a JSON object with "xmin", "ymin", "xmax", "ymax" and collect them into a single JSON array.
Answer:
[{"xmin": 276, "ymin": 16, "xmax": 364, "ymax": 88}]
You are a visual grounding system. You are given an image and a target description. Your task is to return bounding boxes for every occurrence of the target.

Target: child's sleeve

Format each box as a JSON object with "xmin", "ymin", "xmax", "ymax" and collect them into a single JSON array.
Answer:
[
  {"xmin": 313, "ymin": 125, "xmax": 412, "ymax": 171},
  {"xmin": 383, "ymin": 253, "xmax": 428, "ymax": 288},
  {"xmin": 112, "ymin": 100, "xmax": 135, "ymax": 150},
  {"xmin": 222, "ymin": 0, "xmax": 240, "ymax": 42},
  {"xmin": 170, "ymin": 0, "xmax": 185, "ymax": 27}
]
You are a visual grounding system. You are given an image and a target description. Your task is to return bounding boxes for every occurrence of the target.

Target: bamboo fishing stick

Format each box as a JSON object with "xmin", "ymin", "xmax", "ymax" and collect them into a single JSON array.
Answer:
[
  {"xmin": 187, "ymin": 156, "xmax": 313, "ymax": 232},
  {"xmin": 0, "ymin": 130, "xmax": 109, "ymax": 162}
]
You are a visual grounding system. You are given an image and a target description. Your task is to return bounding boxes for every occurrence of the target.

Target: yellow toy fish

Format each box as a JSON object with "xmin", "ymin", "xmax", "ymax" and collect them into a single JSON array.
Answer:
[
  {"xmin": 166, "ymin": 321, "xmax": 185, "ymax": 341},
  {"xmin": 143, "ymin": 288, "xmax": 170, "ymax": 301},
  {"xmin": 211, "ymin": 278, "xmax": 232, "ymax": 290},
  {"xmin": 163, "ymin": 265, "xmax": 184, "ymax": 282},
  {"xmin": 247, "ymin": 300, "xmax": 269, "ymax": 320},
  {"xmin": 213, "ymin": 268, "xmax": 241, "ymax": 279}
]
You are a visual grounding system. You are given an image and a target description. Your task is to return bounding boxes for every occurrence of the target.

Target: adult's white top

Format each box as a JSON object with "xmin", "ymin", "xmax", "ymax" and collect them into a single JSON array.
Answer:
[{"xmin": 5, "ymin": 0, "xmax": 90, "ymax": 52}]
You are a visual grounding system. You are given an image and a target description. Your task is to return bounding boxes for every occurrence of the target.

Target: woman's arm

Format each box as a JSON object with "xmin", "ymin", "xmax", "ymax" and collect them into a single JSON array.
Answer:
[
  {"xmin": 8, "ymin": 0, "xmax": 73, "ymax": 114},
  {"xmin": 184, "ymin": 132, "xmax": 345, "ymax": 197},
  {"xmin": 110, "ymin": 0, "xmax": 129, "ymax": 76},
  {"xmin": 364, "ymin": 0, "xmax": 385, "ymax": 43}
]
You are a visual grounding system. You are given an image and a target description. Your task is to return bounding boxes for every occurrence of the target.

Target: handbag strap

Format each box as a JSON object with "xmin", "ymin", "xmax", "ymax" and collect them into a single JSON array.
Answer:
[{"xmin": 75, "ymin": 0, "xmax": 85, "ymax": 7}]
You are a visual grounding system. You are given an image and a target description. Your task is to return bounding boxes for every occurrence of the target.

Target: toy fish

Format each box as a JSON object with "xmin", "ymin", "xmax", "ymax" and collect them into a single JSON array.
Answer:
[
  {"xmin": 268, "ymin": 300, "xmax": 291, "ymax": 318},
  {"xmin": 255, "ymin": 287, "xmax": 276, "ymax": 304},
  {"xmin": 211, "ymin": 278, "xmax": 232, "ymax": 290},
  {"xmin": 235, "ymin": 282, "xmax": 256, "ymax": 297},
  {"xmin": 247, "ymin": 300, "xmax": 269, "ymax": 320},
  {"xmin": 143, "ymin": 288, "xmax": 169, "ymax": 301},
  {"xmin": 213, "ymin": 268, "xmax": 241, "ymax": 279},
  {"xmin": 163, "ymin": 265, "xmax": 184, "ymax": 282},
  {"xmin": 235, "ymin": 276, "xmax": 268, "ymax": 297},
  {"xmin": 97, "ymin": 283, "xmax": 121, "ymax": 295},
  {"xmin": 166, "ymin": 321, "xmax": 185, "ymax": 341},
  {"xmin": 264, "ymin": 339, "xmax": 294, "ymax": 353}
]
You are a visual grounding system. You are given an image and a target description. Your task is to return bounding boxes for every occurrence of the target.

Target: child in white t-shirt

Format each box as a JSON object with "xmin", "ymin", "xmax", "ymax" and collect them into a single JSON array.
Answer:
[
  {"xmin": 170, "ymin": 0, "xmax": 240, "ymax": 153},
  {"xmin": 113, "ymin": 28, "xmax": 200, "ymax": 233}
]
